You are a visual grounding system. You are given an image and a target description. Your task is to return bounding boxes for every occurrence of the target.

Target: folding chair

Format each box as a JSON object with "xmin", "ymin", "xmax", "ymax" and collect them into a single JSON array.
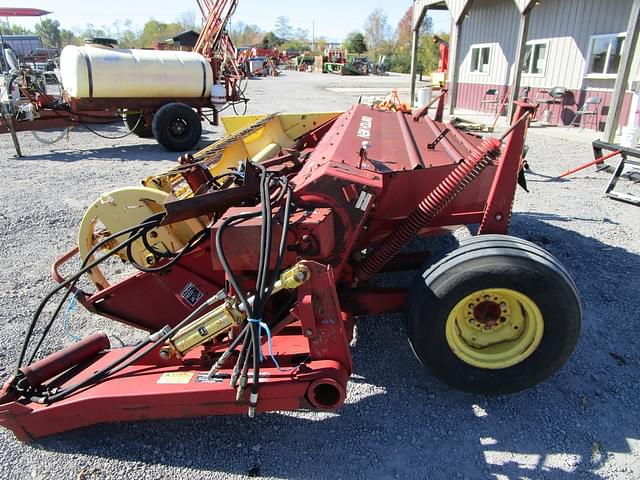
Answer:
[
  {"xmin": 568, "ymin": 96, "xmax": 602, "ymax": 130},
  {"xmin": 479, "ymin": 88, "xmax": 499, "ymax": 114},
  {"xmin": 536, "ymin": 86, "xmax": 567, "ymax": 124}
]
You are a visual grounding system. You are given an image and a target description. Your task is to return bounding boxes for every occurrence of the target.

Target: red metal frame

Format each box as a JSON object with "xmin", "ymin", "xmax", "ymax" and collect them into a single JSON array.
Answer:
[{"xmin": 0, "ymin": 103, "xmax": 534, "ymax": 440}]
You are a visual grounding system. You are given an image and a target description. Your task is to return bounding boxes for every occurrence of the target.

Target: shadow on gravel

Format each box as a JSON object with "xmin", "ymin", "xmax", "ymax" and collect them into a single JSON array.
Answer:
[
  {"xmin": 16, "ymin": 144, "xmax": 180, "ymax": 163},
  {"xmin": 33, "ymin": 214, "xmax": 639, "ymax": 479}
]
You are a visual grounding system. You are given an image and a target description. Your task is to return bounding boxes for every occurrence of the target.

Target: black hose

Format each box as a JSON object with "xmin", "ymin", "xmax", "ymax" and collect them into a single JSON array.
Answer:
[
  {"xmin": 39, "ymin": 295, "xmax": 214, "ymax": 403},
  {"xmin": 17, "ymin": 214, "xmax": 164, "ymax": 372},
  {"xmin": 126, "ymin": 225, "xmax": 210, "ymax": 273},
  {"xmin": 215, "ymin": 210, "xmax": 262, "ymax": 313},
  {"xmin": 210, "ymin": 166, "xmax": 294, "ymax": 411}
]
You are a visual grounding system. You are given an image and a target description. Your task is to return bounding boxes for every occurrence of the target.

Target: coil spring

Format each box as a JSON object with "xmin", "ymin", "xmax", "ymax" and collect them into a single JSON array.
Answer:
[{"xmin": 355, "ymin": 137, "xmax": 502, "ymax": 280}]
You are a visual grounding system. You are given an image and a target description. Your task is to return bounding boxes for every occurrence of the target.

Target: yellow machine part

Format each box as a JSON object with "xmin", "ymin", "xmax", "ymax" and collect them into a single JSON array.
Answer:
[
  {"xmin": 140, "ymin": 112, "xmax": 340, "ymax": 200},
  {"xmin": 445, "ymin": 288, "xmax": 544, "ymax": 370},
  {"xmin": 77, "ymin": 187, "xmax": 204, "ymax": 289},
  {"xmin": 78, "ymin": 112, "xmax": 341, "ymax": 289}
]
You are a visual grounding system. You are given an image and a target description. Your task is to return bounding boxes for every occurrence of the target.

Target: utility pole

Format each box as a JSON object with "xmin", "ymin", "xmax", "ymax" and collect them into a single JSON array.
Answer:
[{"xmin": 312, "ymin": 19, "xmax": 315, "ymax": 52}]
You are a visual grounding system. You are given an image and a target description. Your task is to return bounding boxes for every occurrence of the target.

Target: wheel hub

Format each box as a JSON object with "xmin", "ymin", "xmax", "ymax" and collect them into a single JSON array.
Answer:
[
  {"xmin": 169, "ymin": 119, "xmax": 187, "ymax": 137},
  {"xmin": 466, "ymin": 294, "xmax": 510, "ymax": 332},
  {"xmin": 446, "ymin": 288, "xmax": 544, "ymax": 369}
]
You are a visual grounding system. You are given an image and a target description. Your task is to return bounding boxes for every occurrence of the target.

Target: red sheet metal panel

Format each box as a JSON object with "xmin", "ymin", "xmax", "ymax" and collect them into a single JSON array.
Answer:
[
  {"xmin": 0, "ymin": 8, "xmax": 51, "ymax": 17},
  {"xmin": 301, "ymin": 104, "xmax": 483, "ymax": 173}
]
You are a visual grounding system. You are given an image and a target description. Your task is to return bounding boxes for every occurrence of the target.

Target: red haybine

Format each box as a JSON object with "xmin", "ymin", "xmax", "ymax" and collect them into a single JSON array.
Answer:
[{"xmin": 0, "ymin": 97, "xmax": 581, "ymax": 441}]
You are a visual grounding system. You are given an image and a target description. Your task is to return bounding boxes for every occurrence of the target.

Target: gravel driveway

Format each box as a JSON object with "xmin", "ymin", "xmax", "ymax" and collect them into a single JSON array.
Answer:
[{"xmin": 0, "ymin": 71, "xmax": 638, "ymax": 479}]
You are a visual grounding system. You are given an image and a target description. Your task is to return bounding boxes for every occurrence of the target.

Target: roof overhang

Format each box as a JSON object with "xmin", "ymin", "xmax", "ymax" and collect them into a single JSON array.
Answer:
[
  {"xmin": 414, "ymin": 0, "xmax": 536, "ymax": 29},
  {"xmin": 0, "ymin": 8, "xmax": 51, "ymax": 17}
]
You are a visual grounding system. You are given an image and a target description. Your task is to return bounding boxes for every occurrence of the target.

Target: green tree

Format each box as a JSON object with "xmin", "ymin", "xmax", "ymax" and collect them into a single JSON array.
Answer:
[
  {"xmin": 417, "ymin": 32, "xmax": 449, "ymax": 75},
  {"xmin": 229, "ymin": 22, "xmax": 263, "ymax": 47},
  {"xmin": 81, "ymin": 23, "xmax": 108, "ymax": 41},
  {"xmin": 315, "ymin": 36, "xmax": 328, "ymax": 53},
  {"xmin": 138, "ymin": 19, "xmax": 183, "ymax": 48},
  {"xmin": 60, "ymin": 29, "xmax": 80, "ymax": 47},
  {"xmin": 0, "ymin": 24, "xmax": 33, "ymax": 35},
  {"xmin": 261, "ymin": 31, "xmax": 284, "ymax": 49},
  {"xmin": 281, "ymin": 39, "xmax": 309, "ymax": 51},
  {"xmin": 379, "ymin": 6, "xmax": 438, "ymax": 74},
  {"xmin": 35, "ymin": 19, "xmax": 62, "ymax": 48},
  {"xmin": 343, "ymin": 31, "xmax": 367, "ymax": 54}
]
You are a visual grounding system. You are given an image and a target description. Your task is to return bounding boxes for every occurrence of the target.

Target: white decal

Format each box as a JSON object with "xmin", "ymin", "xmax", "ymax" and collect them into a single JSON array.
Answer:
[
  {"xmin": 355, "ymin": 191, "xmax": 373, "ymax": 211},
  {"xmin": 357, "ymin": 116, "xmax": 373, "ymax": 139}
]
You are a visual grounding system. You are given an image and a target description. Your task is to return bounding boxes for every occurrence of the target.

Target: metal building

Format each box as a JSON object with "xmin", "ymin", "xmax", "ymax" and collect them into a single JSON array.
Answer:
[
  {"xmin": 1, "ymin": 35, "xmax": 43, "ymax": 58},
  {"xmin": 411, "ymin": 0, "xmax": 640, "ymax": 140}
]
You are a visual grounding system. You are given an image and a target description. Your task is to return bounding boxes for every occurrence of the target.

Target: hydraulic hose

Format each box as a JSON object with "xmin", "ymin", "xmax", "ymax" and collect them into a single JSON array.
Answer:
[
  {"xmin": 16, "ymin": 215, "xmax": 164, "ymax": 372},
  {"xmin": 355, "ymin": 138, "xmax": 502, "ymax": 280}
]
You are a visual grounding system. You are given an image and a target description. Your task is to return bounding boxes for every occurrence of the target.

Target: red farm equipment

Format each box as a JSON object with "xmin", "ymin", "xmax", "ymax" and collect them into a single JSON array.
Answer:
[
  {"xmin": 0, "ymin": 1, "xmax": 244, "ymax": 156},
  {"xmin": 0, "ymin": 96, "xmax": 581, "ymax": 441}
]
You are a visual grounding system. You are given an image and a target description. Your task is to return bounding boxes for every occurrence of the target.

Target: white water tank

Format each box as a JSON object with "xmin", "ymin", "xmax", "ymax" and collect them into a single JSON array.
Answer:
[
  {"xmin": 415, "ymin": 86, "xmax": 433, "ymax": 109},
  {"xmin": 60, "ymin": 45, "xmax": 214, "ymax": 99},
  {"xmin": 211, "ymin": 83, "xmax": 227, "ymax": 106}
]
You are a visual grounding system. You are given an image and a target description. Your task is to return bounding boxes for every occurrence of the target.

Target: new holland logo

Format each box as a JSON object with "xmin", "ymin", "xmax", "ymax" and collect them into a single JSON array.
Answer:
[{"xmin": 357, "ymin": 116, "xmax": 373, "ymax": 139}]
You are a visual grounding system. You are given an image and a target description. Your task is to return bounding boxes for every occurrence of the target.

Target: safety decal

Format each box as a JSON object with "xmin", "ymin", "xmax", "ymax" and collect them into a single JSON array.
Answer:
[
  {"xmin": 181, "ymin": 283, "xmax": 204, "ymax": 306},
  {"xmin": 355, "ymin": 191, "xmax": 373, "ymax": 211},
  {"xmin": 157, "ymin": 372, "xmax": 194, "ymax": 384},
  {"xmin": 194, "ymin": 373, "xmax": 226, "ymax": 384}
]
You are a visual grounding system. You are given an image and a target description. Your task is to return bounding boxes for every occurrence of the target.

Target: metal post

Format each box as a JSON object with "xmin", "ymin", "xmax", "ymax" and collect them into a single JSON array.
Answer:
[
  {"xmin": 508, "ymin": 8, "xmax": 531, "ymax": 121},
  {"xmin": 448, "ymin": 20, "xmax": 462, "ymax": 115},
  {"xmin": 410, "ymin": 25, "xmax": 421, "ymax": 107},
  {"xmin": 604, "ymin": 0, "xmax": 640, "ymax": 143}
]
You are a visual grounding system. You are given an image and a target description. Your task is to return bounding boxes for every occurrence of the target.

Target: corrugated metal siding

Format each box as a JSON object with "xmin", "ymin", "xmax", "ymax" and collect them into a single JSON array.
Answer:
[
  {"xmin": 456, "ymin": 0, "xmax": 520, "ymax": 101},
  {"xmin": 453, "ymin": 0, "xmax": 640, "ymax": 122},
  {"xmin": 414, "ymin": 0, "xmax": 472, "ymax": 28},
  {"xmin": 525, "ymin": 0, "xmax": 633, "ymax": 90},
  {"xmin": 456, "ymin": 82, "xmax": 634, "ymax": 129},
  {"xmin": 514, "ymin": 0, "xmax": 535, "ymax": 13},
  {"xmin": 447, "ymin": 0, "xmax": 473, "ymax": 24}
]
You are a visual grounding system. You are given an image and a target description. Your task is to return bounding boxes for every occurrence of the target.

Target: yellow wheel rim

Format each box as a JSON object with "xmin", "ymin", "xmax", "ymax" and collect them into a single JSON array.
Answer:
[{"xmin": 445, "ymin": 288, "xmax": 544, "ymax": 369}]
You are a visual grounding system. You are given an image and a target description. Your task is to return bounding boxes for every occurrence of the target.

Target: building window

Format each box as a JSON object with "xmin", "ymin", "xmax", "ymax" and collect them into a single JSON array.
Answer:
[
  {"xmin": 522, "ymin": 41, "xmax": 548, "ymax": 75},
  {"xmin": 470, "ymin": 45, "xmax": 491, "ymax": 74},
  {"xmin": 586, "ymin": 33, "xmax": 625, "ymax": 77}
]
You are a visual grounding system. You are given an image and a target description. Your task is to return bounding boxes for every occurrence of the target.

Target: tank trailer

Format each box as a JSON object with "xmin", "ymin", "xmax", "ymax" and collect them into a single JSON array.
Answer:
[{"xmin": 0, "ymin": 0, "xmax": 243, "ymax": 155}]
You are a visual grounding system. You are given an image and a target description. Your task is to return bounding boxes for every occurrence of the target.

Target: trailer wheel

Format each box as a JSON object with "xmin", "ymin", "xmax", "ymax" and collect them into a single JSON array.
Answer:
[
  {"xmin": 124, "ymin": 112, "xmax": 154, "ymax": 138},
  {"xmin": 152, "ymin": 103, "xmax": 202, "ymax": 152},
  {"xmin": 406, "ymin": 234, "xmax": 581, "ymax": 394}
]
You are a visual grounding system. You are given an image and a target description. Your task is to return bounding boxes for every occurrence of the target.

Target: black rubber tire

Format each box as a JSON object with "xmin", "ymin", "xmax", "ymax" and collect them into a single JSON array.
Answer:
[
  {"xmin": 124, "ymin": 112, "xmax": 154, "ymax": 138},
  {"xmin": 151, "ymin": 103, "xmax": 202, "ymax": 152},
  {"xmin": 406, "ymin": 234, "xmax": 581, "ymax": 394}
]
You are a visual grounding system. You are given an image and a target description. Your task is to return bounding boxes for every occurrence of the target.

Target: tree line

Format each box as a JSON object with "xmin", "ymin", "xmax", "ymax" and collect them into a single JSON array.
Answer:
[
  {"xmin": 0, "ymin": 11, "xmax": 199, "ymax": 49},
  {"xmin": 231, "ymin": 8, "xmax": 447, "ymax": 74},
  {"xmin": 1, "ymin": 7, "xmax": 447, "ymax": 75}
]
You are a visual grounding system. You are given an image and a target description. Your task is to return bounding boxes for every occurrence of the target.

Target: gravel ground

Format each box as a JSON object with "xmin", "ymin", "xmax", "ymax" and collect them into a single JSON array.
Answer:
[{"xmin": 0, "ymin": 71, "xmax": 639, "ymax": 480}]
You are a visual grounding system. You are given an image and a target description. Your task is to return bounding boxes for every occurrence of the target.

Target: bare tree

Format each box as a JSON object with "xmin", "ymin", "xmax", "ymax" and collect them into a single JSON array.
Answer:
[
  {"xmin": 177, "ymin": 10, "xmax": 197, "ymax": 31},
  {"xmin": 363, "ymin": 8, "xmax": 390, "ymax": 51},
  {"xmin": 274, "ymin": 16, "xmax": 292, "ymax": 40}
]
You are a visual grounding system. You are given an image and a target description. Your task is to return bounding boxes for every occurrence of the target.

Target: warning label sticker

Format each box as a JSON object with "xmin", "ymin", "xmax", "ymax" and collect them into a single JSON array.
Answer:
[
  {"xmin": 193, "ymin": 373, "xmax": 271, "ymax": 384},
  {"xmin": 157, "ymin": 372, "xmax": 194, "ymax": 384},
  {"xmin": 181, "ymin": 283, "xmax": 204, "ymax": 306},
  {"xmin": 194, "ymin": 373, "xmax": 227, "ymax": 383}
]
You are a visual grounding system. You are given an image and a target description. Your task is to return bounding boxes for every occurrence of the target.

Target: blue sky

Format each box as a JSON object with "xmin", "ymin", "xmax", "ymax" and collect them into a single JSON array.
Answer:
[{"xmin": 13, "ymin": 1, "xmax": 451, "ymax": 41}]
